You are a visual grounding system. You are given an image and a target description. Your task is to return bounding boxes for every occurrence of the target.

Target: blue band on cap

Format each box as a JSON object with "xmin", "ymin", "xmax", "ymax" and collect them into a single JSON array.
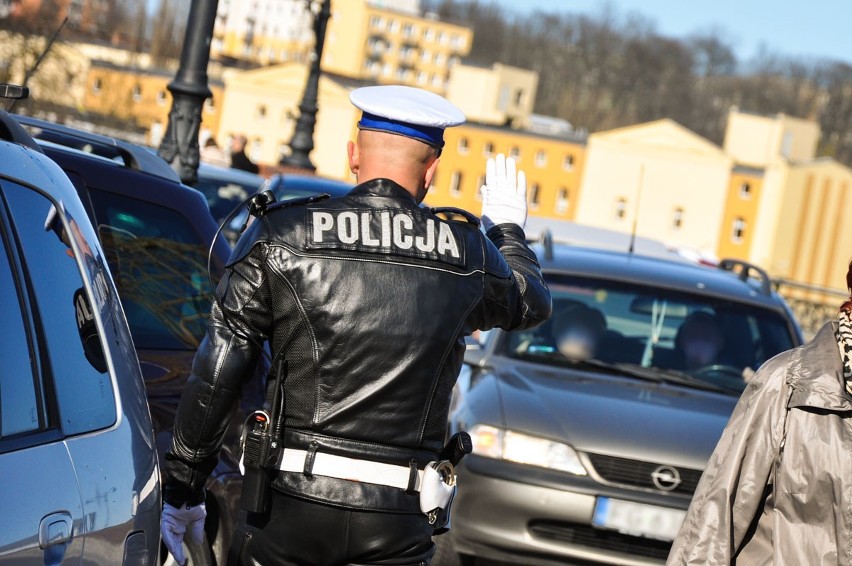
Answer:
[{"xmin": 357, "ymin": 112, "xmax": 445, "ymax": 148}]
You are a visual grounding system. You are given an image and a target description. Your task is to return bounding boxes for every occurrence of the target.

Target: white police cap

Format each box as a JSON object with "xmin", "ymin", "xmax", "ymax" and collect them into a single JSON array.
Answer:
[{"xmin": 350, "ymin": 85, "xmax": 465, "ymax": 149}]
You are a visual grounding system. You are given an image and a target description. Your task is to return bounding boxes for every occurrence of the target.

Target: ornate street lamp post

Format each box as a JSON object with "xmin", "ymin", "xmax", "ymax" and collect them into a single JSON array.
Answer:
[
  {"xmin": 279, "ymin": 0, "xmax": 332, "ymax": 173},
  {"xmin": 157, "ymin": 0, "xmax": 219, "ymax": 185}
]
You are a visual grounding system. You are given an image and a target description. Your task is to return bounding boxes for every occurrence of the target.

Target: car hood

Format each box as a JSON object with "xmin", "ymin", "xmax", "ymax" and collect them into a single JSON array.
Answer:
[{"xmin": 490, "ymin": 357, "xmax": 739, "ymax": 470}]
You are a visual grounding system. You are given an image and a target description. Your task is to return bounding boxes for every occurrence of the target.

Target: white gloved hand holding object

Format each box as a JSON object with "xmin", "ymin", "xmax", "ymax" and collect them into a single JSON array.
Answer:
[
  {"xmin": 480, "ymin": 153, "xmax": 527, "ymax": 231},
  {"xmin": 161, "ymin": 502, "xmax": 206, "ymax": 565}
]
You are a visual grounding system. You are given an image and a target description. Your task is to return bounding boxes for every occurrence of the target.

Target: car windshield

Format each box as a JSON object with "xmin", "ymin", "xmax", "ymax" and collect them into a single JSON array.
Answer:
[{"xmin": 504, "ymin": 273, "xmax": 796, "ymax": 393}]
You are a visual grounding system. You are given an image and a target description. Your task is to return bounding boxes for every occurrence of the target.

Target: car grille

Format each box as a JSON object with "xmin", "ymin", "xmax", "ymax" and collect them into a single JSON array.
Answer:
[
  {"xmin": 586, "ymin": 453, "xmax": 702, "ymax": 495},
  {"xmin": 529, "ymin": 520, "xmax": 672, "ymax": 561}
]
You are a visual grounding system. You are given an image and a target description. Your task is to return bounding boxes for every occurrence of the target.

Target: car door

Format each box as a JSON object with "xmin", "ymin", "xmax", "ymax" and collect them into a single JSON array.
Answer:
[{"xmin": 0, "ymin": 179, "xmax": 85, "ymax": 564}]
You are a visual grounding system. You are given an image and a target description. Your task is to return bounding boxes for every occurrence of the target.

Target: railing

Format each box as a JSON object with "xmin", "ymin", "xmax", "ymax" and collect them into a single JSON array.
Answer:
[{"xmin": 773, "ymin": 278, "xmax": 848, "ymax": 340}]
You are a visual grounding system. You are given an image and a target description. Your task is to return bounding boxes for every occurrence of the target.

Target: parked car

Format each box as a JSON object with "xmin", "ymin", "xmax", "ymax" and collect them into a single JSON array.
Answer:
[
  {"xmin": 15, "ymin": 114, "xmax": 266, "ymax": 565},
  {"xmin": 436, "ymin": 240, "xmax": 803, "ymax": 566},
  {"xmin": 193, "ymin": 162, "xmax": 267, "ymax": 223},
  {"xmin": 221, "ymin": 173, "xmax": 352, "ymax": 243},
  {"xmin": 0, "ymin": 101, "xmax": 160, "ymax": 563}
]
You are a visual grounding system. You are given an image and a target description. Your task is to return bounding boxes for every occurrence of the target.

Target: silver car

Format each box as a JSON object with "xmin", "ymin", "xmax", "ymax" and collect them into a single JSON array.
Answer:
[
  {"xmin": 436, "ymin": 242, "xmax": 802, "ymax": 565},
  {"xmin": 0, "ymin": 105, "xmax": 160, "ymax": 564}
]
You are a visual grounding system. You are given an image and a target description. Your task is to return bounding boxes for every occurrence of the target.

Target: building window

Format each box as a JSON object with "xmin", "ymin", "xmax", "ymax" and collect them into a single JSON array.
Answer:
[
  {"xmin": 614, "ymin": 197, "xmax": 627, "ymax": 220},
  {"xmin": 431, "ymin": 74, "xmax": 443, "ymax": 88},
  {"xmin": 131, "ymin": 84, "xmax": 142, "ymax": 102},
  {"xmin": 457, "ymin": 137, "xmax": 469, "ymax": 154},
  {"xmin": 739, "ymin": 182, "xmax": 752, "ymax": 199},
  {"xmin": 438, "ymin": 30, "xmax": 447, "ymax": 44},
  {"xmin": 256, "ymin": 104, "xmax": 267, "ymax": 119},
  {"xmin": 449, "ymin": 171, "xmax": 463, "ymax": 197},
  {"xmin": 156, "ymin": 90, "xmax": 167, "ymax": 105},
  {"xmin": 732, "ymin": 217, "xmax": 747, "ymax": 243},
  {"xmin": 416, "ymin": 71, "xmax": 427, "ymax": 85},
  {"xmin": 402, "ymin": 23, "xmax": 414, "ymax": 37},
  {"xmin": 383, "ymin": 63, "xmax": 393, "ymax": 76},
  {"xmin": 529, "ymin": 183, "xmax": 541, "ymax": 210},
  {"xmin": 370, "ymin": 15, "xmax": 384, "ymax": 30},
  {"xmin": 203, "ymin": 98, "xmax": 215, "ymax": 113},
  {"xmin": 451, "ymin": 35, "xmax": 464, "ymax": 49},
  {"xmin": 535, "ymin": 150, "xmax": 547, "ymax": 167},
  {"xmin": 388, "ymin": 19, "xmax": 399, "ymax": 33},
  {"xmin": 92, "ymin": 77, "xmax": 102, "ymax": 93},
  {"xmin": 556, "ymin": 188, "xmax": 569, "ymax": 214},
  {"xmin": 514, "ymin": 89, "xmax": 525, "ymax": 106},
  {"xmin": 509, "ymin": 146, "xmax": 521, "ymax": 159},
  {"xmin": 563, "ymin": 154, "xmax": 574, "ymax": 170},
  {"xmin": 421, "ymin": 49, "xmax": 431, "ymax": 63},
  {"xmin": 483, "ymin": 142, "xmax": 494, "ymax": 156},
  {"xmin": 423, "ymin": 27, "xmax": 434, "ymax": 41},
  {"xmin": 672, "ymin": 207, "xmax": 684, "ymax": 229}
]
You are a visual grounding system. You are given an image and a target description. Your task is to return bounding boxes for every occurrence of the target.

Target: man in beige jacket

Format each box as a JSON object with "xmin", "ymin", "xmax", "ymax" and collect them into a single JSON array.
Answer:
[{"xmin": 668, "ymin": 262, "xmax": 852, "ymax": 565}]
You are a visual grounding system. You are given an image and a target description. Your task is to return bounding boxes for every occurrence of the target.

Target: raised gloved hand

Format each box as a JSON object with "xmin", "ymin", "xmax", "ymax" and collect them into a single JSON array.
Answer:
[
  {"xmin": 161, "ymin": 502, "xmax": 207, "ymax": 565},
  {"xmin": 480, "ymin": 153, "xmax": 527, "ymax": 231}
]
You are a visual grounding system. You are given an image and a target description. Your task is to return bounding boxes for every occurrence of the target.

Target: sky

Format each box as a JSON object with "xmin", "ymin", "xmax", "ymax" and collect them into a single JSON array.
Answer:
[{"xmin": 490, "ymin": 0, "xmax": 852, "ymax": 66}]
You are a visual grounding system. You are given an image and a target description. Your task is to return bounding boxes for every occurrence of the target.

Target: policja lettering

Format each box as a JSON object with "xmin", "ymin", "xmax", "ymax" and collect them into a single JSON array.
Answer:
[{"xmin": 308, "ymin": 208, "xmax": 465, "ymax": 266}]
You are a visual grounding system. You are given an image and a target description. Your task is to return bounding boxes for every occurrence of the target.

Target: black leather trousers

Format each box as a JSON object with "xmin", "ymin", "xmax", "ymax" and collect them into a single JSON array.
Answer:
[{"xmin": 228, "ymin": 489, "xmax": 435, "ymax": 566}]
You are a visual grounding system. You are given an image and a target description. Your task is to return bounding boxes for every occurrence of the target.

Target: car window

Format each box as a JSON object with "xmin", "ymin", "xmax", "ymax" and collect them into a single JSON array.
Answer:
[
  {"xmin": 88, "ymin": 189, "xmax": 211, "ymax": 350},
  {"xmin": 0, "ymin": 224, "xmax": 42, "ymax": 437},
  {"xmin": 194, "ymin": 173, "xmax": 261, "ymax": 222},
  {"xmin": 2, "ymin": 182, "xmax": 116, "ymax": 436},
  {"xmin": 505, "ymin": 274, "xmax": 797, "ymax": 393}
]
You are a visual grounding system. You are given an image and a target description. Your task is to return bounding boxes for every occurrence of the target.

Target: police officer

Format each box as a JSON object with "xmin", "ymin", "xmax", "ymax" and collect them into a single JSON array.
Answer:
[{"xmin": 160, "ymin": 85, "xmax": 551, "ymax": 565}]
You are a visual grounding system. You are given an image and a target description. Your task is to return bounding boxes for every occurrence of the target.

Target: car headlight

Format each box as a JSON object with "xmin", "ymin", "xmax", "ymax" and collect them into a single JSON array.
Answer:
[{"xmin": 468, "ymin": 424, "xmax": 587, "ymax": 475}]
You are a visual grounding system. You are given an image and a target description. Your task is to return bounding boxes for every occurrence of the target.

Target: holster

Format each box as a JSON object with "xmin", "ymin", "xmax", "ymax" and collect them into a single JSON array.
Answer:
[{"xmin": 238, "ymin": 361, "xmax": 286, "ymax": 514}]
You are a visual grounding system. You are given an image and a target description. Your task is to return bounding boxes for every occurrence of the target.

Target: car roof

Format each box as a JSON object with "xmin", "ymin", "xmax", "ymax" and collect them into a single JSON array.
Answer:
[
  {"xmin": 14, "ymin": 114, "xmax": 182, "ymax": 183},
  {"xmin": 0, "ymin": 137, "xmax": 84, "ymax": 206},
  {"xmin": 535, "ymin": 242, "xmax": 785, "ymax": 311}
]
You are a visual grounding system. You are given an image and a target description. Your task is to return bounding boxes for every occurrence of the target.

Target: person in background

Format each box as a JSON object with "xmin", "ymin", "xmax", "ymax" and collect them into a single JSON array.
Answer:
[
  {"xmin": 675, "ymin": 311, "xmax": 724, "ymax": 370},
  {"xmin": 667, "ymin": 259, "xmax": 852, "ymax": 564},
  {"xmin": 230, "ymin": 134, "xmax": 259, "ymax": 173},
  {"xmin": 200, "ymin": 137, "xmax": 230, "ymax": 167},
  {"xmin": 552, "ymin": 303, "xmax": 606, "ymax": 361}
]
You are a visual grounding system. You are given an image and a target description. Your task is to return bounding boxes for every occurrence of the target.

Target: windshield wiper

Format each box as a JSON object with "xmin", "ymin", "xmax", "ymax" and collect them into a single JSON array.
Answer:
[
  {"xmin": 646, "ymin": 367, "xmax": 732, "ymax": 393},
  {"xmin": 515, "ymin": 352, "xmax": 665, "ymax": 383}
]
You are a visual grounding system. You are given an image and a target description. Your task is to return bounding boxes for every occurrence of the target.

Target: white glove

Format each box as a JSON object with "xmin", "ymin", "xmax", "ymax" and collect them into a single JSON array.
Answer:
[
  {"xmin": 480, "ymin": 153, "xmax": 527, "ymax": 231},
  {"xmin": 161, "ymin": 502, "xmax": 206, "ymax": 565}
]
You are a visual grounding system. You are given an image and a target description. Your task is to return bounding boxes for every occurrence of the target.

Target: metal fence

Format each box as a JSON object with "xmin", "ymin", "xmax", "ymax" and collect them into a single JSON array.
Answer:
[{"xmin": 773, "ymin": 279, "xmax": 848, "ymax": 340}]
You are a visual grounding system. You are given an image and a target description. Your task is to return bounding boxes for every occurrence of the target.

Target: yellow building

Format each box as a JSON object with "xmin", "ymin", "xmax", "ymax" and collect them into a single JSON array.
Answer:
[
  {"xmin": 84, "ymin": 61, "xmax": 224, "ymax": 145},
  {"xmin": 322, "ymin": 0, "xmax": 472, "ymax": 93},
  {"xmin": 575, "ymin": 119, "xmax": 733, "ymax": 256},
  {"xmin": 426, "ymin": 123, "xmax": 586, "ymax": 220},
  {"xmin": 723, "ymin": 107, "xmax": 821, "ymax": 168},
  {"xmin": 216, "ymin": 63, "xmax": 361, "ymax": 179},
  {"xmin": 716, "ymin": 166, "xmax": 765, "ymax": 261},
  {"xmin": 446, "ymin": 62, "xmax": 538, "ymax": 129}
]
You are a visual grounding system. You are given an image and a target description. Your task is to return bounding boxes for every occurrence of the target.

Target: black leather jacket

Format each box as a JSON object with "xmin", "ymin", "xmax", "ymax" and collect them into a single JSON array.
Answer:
[{"xmin": 165, "ymin": 178, "xmax": 551, "ymax": 512}]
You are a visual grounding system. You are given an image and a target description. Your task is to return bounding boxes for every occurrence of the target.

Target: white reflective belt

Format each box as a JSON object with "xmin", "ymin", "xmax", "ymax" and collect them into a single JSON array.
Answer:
[{"xmin": 278, "ymin": 448, "xmax": 423, "ymax": 491}]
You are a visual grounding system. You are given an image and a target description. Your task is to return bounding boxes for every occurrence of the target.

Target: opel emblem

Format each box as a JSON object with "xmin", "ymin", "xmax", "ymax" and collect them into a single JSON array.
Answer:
[{"xmin": 651, "ymin": 465, "xmax": 682, "ymax": 491}]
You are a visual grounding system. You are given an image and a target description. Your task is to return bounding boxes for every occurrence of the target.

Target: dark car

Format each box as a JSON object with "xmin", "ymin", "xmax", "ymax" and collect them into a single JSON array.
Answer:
[
  {"xmin": 176, "ymin": 162, "xmax": 352, "ymax": 244},
  {"xmin": 15, "ymin": 114, "xmax": 265, "ymax": 565},
  {"xmin": 0, "ymin": 102, "xmax": 161, "ymax": 563},
  {"xmin": 221, "ymin": 173, "xmax": 353, "ymax": 244},
  {"xmin": 435, "ymin": 240, "xmax": 803, "ymax": 566}
]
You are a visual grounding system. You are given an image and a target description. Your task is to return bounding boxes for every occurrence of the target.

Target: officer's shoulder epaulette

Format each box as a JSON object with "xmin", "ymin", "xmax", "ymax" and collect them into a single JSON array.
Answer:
[
  {"xmin": 264, "ymin": 192, "xmax": 332, "ymax": 214},
  {"xmin": 429, "ymin": 206, "xmax": 480, "ymax": 227}
]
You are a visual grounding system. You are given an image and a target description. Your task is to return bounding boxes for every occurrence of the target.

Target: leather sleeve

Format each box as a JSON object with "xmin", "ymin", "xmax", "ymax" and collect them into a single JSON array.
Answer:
[
  {"xmin": 163, "ymin": 242, "xmax": 273, "ymax": 506},
  {"xmin": 476, "ymin": 223, "xmax": 551, "ymax": 331}
]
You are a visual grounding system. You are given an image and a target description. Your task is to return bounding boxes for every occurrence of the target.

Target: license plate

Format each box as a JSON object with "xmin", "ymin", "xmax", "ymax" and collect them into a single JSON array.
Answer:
[{"xmin": 592, "ymin": 497, "xmax": 686, "ymax": 541}]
